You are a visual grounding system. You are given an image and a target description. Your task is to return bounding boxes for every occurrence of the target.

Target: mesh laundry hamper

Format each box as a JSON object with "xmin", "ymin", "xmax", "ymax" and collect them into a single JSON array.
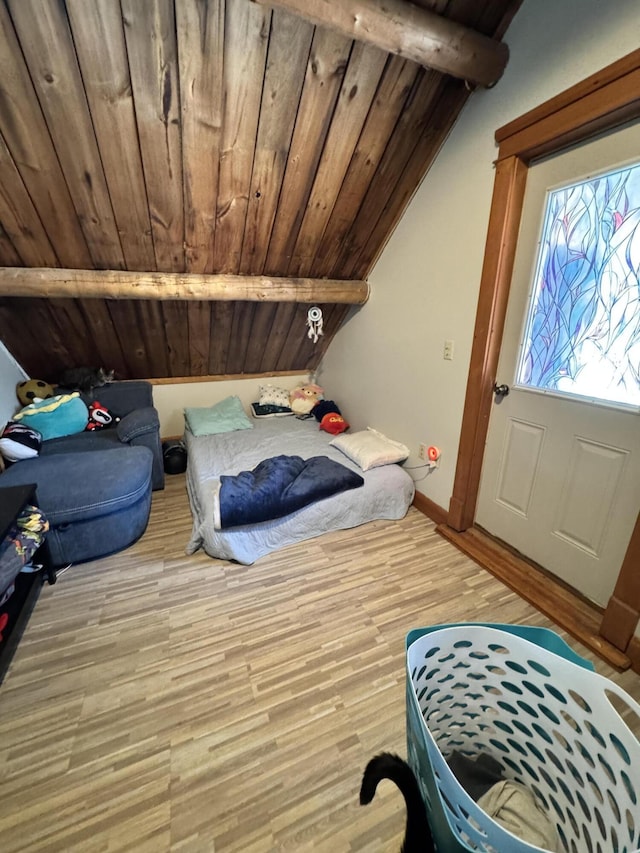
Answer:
[{"xmin": 406, "ymin": 623, "xmax": 640, "ymax": 853}]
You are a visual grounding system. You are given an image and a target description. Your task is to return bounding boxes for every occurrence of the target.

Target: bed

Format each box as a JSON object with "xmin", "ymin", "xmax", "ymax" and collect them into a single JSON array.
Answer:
[{"xmin": 184, "ymin": 416, "xmax": 415, "ymax": 565}]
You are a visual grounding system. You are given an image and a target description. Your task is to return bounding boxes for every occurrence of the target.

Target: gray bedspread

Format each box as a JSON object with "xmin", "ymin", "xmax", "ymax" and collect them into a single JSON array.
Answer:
[{"xmin": 184, "ymin": 417, "xmax": 415, "ymax": 564}]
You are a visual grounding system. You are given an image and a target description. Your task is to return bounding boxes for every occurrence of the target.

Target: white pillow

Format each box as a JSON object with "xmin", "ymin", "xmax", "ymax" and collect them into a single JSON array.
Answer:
[
  {"xmin": 258, "ymin": 384, "xmax": 291, "ymax": 408},
  {"xmin": 330, "ymin": 427, "xmax": 409, "ymax": 471}
]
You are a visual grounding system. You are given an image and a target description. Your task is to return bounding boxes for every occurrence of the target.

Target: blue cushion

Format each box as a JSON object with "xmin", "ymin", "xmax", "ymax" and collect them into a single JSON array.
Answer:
[
  {"xmin": 184, "ymin": 395, "xmax": 253, "ymax": 437},
  {"xmin": 13, "ymin": 393, "xmax": 88, "ymax": 440}
]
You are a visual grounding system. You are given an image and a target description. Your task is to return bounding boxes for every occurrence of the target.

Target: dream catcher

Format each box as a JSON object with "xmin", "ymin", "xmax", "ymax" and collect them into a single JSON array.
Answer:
[{"xmin": 306, "ymin": 306, "xmax": 324, "ymax": 344}]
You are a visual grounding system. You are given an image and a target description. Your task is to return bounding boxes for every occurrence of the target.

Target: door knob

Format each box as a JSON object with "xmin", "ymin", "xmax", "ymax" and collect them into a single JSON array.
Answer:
[{"xmin": 493, "ymin": 383, "xmax": 510, "ymax": 398}]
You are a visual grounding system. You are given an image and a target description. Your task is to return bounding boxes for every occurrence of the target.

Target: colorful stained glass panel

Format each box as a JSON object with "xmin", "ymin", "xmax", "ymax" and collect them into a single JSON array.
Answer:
[{"xmin": 516, "ymin": 161, "xmax": 640, "ymax": 408}]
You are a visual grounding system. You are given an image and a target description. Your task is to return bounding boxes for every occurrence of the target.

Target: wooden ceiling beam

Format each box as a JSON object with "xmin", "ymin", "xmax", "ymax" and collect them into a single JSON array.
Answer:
[
  {"xmin": 251, "ymin": 0, "xmax": 509, "ymax": 87},
  {"xmin": 0, "ymin": 267, "xmax": 369, "ymax": 304}
]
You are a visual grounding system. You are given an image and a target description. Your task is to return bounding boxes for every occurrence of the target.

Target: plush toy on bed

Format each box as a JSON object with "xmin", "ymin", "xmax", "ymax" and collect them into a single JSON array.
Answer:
[
  {"xmin": 312, "ymin": 399, "xmax": 350, "ymax": 435},
  {"xmin": 289, "ymin": 384, "xmax": 324, "ymax": 416}
]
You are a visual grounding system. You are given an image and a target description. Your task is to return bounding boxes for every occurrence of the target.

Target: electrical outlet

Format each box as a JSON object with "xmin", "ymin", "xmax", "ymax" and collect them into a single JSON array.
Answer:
[
  {"xmin": 443, "ymin": 339, "xmax": 454, "ymax": 360},
  {"xmin": 419, "ymin": 443, "xmax": 428, "ymax": 461}
]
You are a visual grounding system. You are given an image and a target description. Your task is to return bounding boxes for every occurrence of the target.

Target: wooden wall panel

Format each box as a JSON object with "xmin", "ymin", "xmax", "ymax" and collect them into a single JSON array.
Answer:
[
  {"xmin": 354, "ymin": 79, "xmax": 470, "ymax": 277},
  {"xmin": 214, "ymin": 0, "xmax": 269, "ymax": 274},
  {"xmin": 258, "ymin": 302, "xmax": 298, "ymax": 372},
  {"xmin": 0, "ymin": 135, "xmax": 58, "ymax": 267},
  {"xmin": 7, "ymin": 0, "xmax": 125, "ymax": 270},
  {"xmin": 0, "ymin": 3, "xmax": 92, "ymax": 268},
  {"xmin": 76, "ymin": 300, "xmax": 129, "ymax": 380},
  {"xmin": 208, "ymin": 302, "xmax": 236, "ymax": 374},
  {"xmin": 333, "ymin": 70, "xmax": 445, "ymax": 277},
  {"xmin": 187, "ymin": 302, "xmax": 213, "ymax": 375},
  {"xmin": 0, "ymin": 226, "xmax": 21, "ymax": 267},
  {"xmin": 122, "ymin": 0, "xmax": 184, "ymax": 272},
  {"xmin": 239, "ymin": 9, "xmax": 314, "ymax": 275},
  {"xmin": 177, "ymin": 0, "xmax": 225, "ymax": 275},
  {"xmin": 243, "ymin": 303, "xmax": 279, "ymax": 373},
  {"xmin": 264, "ymin": 28, "xmax": 352, "ymax": 274},
  {"xmin": 310, "ymin": 54, "xmax": 419, "ymax": 276},
  {"xmin": 66, "ymin": 0, "xmax": 156, "ymax": 272},
  {"xmin": 162, "ymin": 301, "xmax": 191, "ymax": 377},
  {"xmin": 288, "ymin": 42, "xmax": 387, "ymax": 276}
]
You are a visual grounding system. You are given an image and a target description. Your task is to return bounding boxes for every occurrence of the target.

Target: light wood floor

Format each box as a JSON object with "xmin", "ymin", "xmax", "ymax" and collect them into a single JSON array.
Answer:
[{"xmin": 1, "ymin": 474, "xmax": 639, "ymax": 852}]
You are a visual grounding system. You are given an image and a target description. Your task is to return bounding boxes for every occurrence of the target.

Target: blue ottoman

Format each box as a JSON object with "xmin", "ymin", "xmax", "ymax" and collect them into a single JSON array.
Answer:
[{"xmin": 0, "ymin": 446, "xmax": 153, "ymax": 567}]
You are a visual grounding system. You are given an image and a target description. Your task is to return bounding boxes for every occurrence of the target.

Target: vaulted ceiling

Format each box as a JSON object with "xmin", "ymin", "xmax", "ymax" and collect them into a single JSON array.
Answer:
[{"xmin": 0, "ymin": 0, "xmax": 522, "ymax": 382}]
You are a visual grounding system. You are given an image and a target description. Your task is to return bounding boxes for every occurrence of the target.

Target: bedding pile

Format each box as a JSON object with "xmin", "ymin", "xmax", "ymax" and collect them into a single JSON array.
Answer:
[
  {"xmin": 185, "ymin": 415, "xmax": 414, "ymax": 564},
  {"xmin": 213, "ymin": 454, "xmax": 364, "ymax": 529}
]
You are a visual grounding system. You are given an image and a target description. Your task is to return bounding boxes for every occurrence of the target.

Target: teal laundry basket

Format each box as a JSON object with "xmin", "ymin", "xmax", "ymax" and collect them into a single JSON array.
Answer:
[{"xmin": 406, "ymin": 623, "xmax": 640, "ymax": 853}]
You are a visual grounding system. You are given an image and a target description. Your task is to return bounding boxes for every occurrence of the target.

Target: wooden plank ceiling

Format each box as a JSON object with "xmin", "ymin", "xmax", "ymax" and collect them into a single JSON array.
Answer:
[{"xmin": 0, "ymin": 0, "xmax": 521, "ymax": 382}]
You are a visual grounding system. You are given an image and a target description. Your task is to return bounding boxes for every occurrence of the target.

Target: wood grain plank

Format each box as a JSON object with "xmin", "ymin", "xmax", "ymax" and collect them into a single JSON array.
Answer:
[
  {"xmin": 256, "ymin": 302, "xmax": 297, "ymax": 373},
  {"xmin": 274, "ymin": 303, "xmax": 317, "ymax": 371},
  {"xmin": 0, "ymin": 298, "xmax": 48, "ymax": 377},
  {"xmin": 7, "ymin": 0, "xmax": 125, "ymax": 269},
  {"xmin": 264, "ymin": 28, "xmax": 352, "ymax": 274},
  {"xmin": 122, "ymin": 0, "xmax": 184, "ymax": 272},
  {"xmin": 238, "ymin": 8, "xmax": 314, "ymax": 275},
  {"xmin": 137, "ymin": 301, "xmax": 170, "ymax": 378},
  {"xmin": 0, "ymin": 224, "xmax": 21, "ymax": 266},
  {"xmin": 310, "ymin": 55, "xmax": 419, "ymax": 277},
  {"xmin": 0, "ymin": 3, "xmax": 92, "ymax": 267},
  {"xmin": 46, "ymin": 299, "xmax": 103, "ymax": 371},
  {"xmin": 243, "ymin": 303, "xmax": 279, "ymax": 374},
  {"xmin": 207, "ymin": 301, "xmax": 236, "ymax": 374},
  {"xmin": 74, "ymin": 299, "xmax": 129, "ymax": 379},
  {"xmin": 288, "ymin": 42, "xmax": 387, "ymax": 276},
  {"xmin": 104, "ymin": 301, "xmax": 153, "ymax": 378},
  {"xmin": 331, "ymin": 70, "xmax": 444, "ymax": 278},
  {"xmin": 176, "ymin": 0, "xmax": 225, "ymax": 274},
  {"xmin": 213, "ymin": 0, "xmax": 270, "ymax": 274},
  {"xmin": 354, "ymin": 79, "xmax": 471, "ymax": 278},
  {"xmin": 66, "ymin": 0, "xmax": 156, "ymax": 271},
  {"xmin": 161, "ymin": 301, "xmax": 190, "ymax": 377},
  {"xmin": 225, "ymin": 302, "xmax": 256, "ymax": 374},
  {"xmin": 187, "ymin": 302, "xmax": 212, "ymax": 375},
  {"xmin": 0, "ymin": 133, "xmax": 58, "ymax": 267}
]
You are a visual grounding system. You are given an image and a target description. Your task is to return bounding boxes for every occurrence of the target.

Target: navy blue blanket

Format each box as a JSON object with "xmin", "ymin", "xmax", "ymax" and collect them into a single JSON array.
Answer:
[{"xmin": 216, "ymin": 454, "xmax": 364, "ymax": 529}]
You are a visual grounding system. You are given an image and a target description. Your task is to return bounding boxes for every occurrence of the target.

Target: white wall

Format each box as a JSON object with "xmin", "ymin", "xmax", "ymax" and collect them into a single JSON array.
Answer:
[
  {"xmin": 153, "ymin": 373, "xmax": 311, "ymax": 436},
  {"xmin": 0, "ymin": 341, "xmax": 27, "ymax": 428},
  {"xmin": 318, "ymin": 0, "xmax": 640, "ymax": 511}
]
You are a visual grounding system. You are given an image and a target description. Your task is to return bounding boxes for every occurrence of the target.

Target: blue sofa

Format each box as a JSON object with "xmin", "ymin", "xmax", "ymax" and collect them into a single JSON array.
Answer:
[{"xmin": 0, "ymin": 381, "xmax": 163, "ymax": 568}]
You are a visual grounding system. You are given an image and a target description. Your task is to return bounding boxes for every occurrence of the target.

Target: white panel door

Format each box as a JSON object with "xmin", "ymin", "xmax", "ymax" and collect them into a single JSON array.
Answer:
[{"xmin": 476, "ymin": 122, "xmax": 640, "ymax": 607}]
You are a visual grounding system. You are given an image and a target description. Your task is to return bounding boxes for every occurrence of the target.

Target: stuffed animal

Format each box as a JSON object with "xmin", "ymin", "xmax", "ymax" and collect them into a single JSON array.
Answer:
[
  {"xmin": 16, "ymin": 379, "xmax": 55, "ymax": 408},
  {"xmin": 289, "ymin": 384, "xmax": 324, "ymax": 415},
  {"xmin": 312, "ymin": 399, "xmax": 349, "ymax": 435},
  {"xmin": 86, "ymin": 401, "xmax": 120, "ymax": 431}
]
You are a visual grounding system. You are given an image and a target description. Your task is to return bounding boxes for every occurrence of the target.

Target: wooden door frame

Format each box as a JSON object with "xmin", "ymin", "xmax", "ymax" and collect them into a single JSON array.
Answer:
[{"xmin": 447, "ymin": 48, "xmax": 640, "ymax": 650}]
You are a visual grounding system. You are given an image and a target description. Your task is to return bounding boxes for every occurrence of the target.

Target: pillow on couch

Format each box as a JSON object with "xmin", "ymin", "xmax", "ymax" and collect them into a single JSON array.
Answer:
[
  {"xmin": 12, "ymin": 392, "xmax": 88, "ymax": 441},
  {"xmin": 184, "ymin": 395, "xmax": 253, "ymax": 437},
  {"xmin": 330, "ymin": 427, "xmax": 409, "ymax": 471}
]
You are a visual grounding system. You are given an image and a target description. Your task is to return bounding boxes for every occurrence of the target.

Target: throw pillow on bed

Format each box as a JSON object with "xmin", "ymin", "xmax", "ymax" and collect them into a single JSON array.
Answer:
[
  {"xmin": 184, "ymin": 395, "xmax": 254, "ymax": 437},
  {"xmin": 258, "ymin": 384, "xmax": 292, "ymax": 409},
  {"xmin": 330, "ymin": 427, "xmax": 409, "ymax": 471}
]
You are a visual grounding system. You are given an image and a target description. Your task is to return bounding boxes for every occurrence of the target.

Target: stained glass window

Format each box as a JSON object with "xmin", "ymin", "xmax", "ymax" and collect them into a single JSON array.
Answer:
[{"xmin": 516, "ymin": 161, "xmax": 640, "ymax": 409}]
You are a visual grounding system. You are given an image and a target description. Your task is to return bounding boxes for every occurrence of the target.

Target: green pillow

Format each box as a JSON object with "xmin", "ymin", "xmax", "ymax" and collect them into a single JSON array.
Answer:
[{"xmin": 184, "ymin": 395, "xmax": 254, "ymax": 437}]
